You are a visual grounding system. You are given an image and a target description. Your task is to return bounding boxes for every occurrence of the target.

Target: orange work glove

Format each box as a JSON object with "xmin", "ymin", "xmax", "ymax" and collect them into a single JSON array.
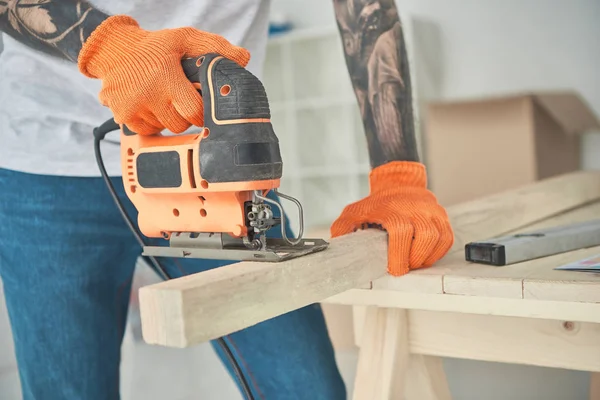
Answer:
[
  {"xmin": 78, "ymin": 15, "xmax": 250, "ymax": 135},
  {"xmin": 330, "ymin": 161, "xmax": 454, "ymax": 276}
]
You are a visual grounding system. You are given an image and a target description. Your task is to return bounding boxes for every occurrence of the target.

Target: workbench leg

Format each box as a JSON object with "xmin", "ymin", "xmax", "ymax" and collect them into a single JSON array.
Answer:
[
  {"xmin": 405, "ymin": 355, "xmax": 452, "ymax": 400},
  {"xmin": 352, "ymin": 307, "xmax": 409, "ymax": 400},
  {"xmin": 352, "ymin": 305, "xmax": 367, "ymax": 346},
  {"xmin": 591, "ymin": 372, "xmax": 600, "ymax": 400},
  {"xmin": 351, "ymin": 306, "xmax": 452, "ymax": 400}
]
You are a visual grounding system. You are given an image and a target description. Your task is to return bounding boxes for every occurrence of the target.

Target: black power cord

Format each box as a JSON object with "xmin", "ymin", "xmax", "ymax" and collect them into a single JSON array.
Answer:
[{"xmin": 93, "ymin": 118, "xmax": 255, "ymax": 400}]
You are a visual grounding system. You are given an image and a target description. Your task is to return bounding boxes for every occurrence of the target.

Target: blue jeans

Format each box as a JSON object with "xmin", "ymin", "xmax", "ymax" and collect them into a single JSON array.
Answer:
[{"xmin": 0, "ymin": 167, "xmax": 346, "ymax": 400}]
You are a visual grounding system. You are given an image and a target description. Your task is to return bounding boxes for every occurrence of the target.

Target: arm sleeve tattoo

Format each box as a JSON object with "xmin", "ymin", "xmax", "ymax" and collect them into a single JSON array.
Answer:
[
  {"xmin": 333, "ymin": 0, "xmax": 419, "ymax": 167},
  {"xmin": 0, "ymin": 0, "xmax": 109, "ymax": 62}
]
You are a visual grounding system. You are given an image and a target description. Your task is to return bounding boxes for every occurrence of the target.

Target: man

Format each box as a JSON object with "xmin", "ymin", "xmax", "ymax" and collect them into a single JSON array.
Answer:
[{"xmin": 0, "ymin": 0, "xmax": 453, "ymax": 399}]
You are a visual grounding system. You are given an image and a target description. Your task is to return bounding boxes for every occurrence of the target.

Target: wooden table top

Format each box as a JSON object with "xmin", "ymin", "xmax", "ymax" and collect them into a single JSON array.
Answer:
[{"xmin": 315, "ymin": 199, "xmax": 600, "ymax": 321}]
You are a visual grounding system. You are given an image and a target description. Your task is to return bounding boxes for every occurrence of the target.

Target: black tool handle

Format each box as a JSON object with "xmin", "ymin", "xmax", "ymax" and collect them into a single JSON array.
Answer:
[
  {"xmin": 119, "ymin": 54, "xmax": 283, "ymax": 184},
  {"xmin": 181, "ymin": 54, "xmax": 272, "ymax": 123},
  {"xmin": 180, "ymin": 53, "xmax": 282, "ymax": 183}
]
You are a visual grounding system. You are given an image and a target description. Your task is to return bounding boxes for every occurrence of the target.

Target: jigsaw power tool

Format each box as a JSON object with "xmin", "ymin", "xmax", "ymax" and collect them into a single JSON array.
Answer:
[{"xmin": 94, "ymin": 53, "xmax": 328, "ymax": 262}]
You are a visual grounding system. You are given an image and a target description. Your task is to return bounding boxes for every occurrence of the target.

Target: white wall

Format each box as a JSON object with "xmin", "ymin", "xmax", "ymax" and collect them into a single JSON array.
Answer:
[
  {"xmin": 271, "ymin": 0, "xmax": 600, "ymax": 109},
  {"xmin": 271, "ymin": 0, "xmax": 600, "ymax": 169}
]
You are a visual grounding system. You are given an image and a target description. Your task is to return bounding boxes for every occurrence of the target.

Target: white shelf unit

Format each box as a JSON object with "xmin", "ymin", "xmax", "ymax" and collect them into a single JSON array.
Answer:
[{"xmin": 263, "ymin": 27, "xmax": 371, "ymax": 234}]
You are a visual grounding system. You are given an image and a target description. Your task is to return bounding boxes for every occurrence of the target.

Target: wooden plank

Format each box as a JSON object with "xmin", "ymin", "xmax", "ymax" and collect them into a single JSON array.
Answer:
[
  {"xmin": 371, "ymin": 172, "xmax": 600, "ymax": 293},
  {"xmin": 440, "ymin": 244, "xmax": 600, "ymax": 301},
  {"xmin": 519, "ymin": 202, "xmax": 600, "ymax": 303},
  {"xmin": 375, "ymin": 200, "xmax": 600, "ymax": 301},
  {"xmin": 407, "ymin": 310, "xmax": 600, "ymax": 372},
  {"xmin": 525, "ymin": 279, "xmax": 600, "ymax": 304},
  {"xmin": 139, "ymin": 229, "xmax": 388, "ymax": 347},
  {"xmin": 444, "ymin": 200, "xmax": 600, "ymax": 297},
  {"xmin": 442, "ymin": 170, "xmax": 600, "ymax": 254},
  {"xmin": 443, "ymin": 274, "xmax": 523, "ymax": 299},
  {"xmin": 325, "ymin": 289, "xmax": 600, "ymax": 324},
  {"xmin": 139, "ymin": 171, "xmax": 600, "ymax": 347}
]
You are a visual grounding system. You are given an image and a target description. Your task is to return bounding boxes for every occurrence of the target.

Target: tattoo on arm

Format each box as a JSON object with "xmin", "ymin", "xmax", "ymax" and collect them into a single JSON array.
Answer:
[
  {"xmin": 0, "ymin": 0, "xmax": 109, "ymax": 62},
  {"xmin": 333, "ymin": 0, "xmax": 419, "ymax": 167}
]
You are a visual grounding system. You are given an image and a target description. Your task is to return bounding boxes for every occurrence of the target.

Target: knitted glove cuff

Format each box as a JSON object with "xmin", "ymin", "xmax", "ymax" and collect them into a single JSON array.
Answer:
[
  {"xmin": 78, "ymin": 15, "xmax": 143, "ymax": 78},
  {"xmin": 369, "ymin": 161, "xmax": 427, "ymax": 193}
]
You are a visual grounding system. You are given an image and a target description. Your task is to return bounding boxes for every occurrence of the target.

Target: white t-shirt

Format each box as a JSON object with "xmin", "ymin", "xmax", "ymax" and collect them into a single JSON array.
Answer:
[{"xmin": 0, "ymin": 0, "xmax": 271, "ymax": 176}]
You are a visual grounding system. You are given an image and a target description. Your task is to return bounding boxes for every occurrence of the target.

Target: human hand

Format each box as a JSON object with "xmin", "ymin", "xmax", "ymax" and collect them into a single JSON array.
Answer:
[
  {"xmin": 330, "ymin": 161, "xmax": 454, "ymax": 276},
  {"xmin": 78, "ymin": 15, "xmax": 250, "ymax": 135}
]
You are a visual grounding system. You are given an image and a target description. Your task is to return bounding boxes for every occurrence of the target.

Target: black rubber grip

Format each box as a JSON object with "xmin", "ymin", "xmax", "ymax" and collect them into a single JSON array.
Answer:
[
  {"xmin": 123, "ymin": 54, "xmax": 283, "ymax": 185},
  {"xmin": 235, "ymin": 142, "xmax": 281, "ymax": 166},
  {"xmin": 182, "ymin": 53, "xmax": 283, "ymax": 183},
  {"xmin": 213, "ymin": 59, "xmax": 270, "ymax": 120},
  {"xmin": 182, "ymin": 55, "xmax": 270, "ymax": 121},
  {"xmin": 136, "ymin": 151, "xmax": 182, "ymax": 188}
]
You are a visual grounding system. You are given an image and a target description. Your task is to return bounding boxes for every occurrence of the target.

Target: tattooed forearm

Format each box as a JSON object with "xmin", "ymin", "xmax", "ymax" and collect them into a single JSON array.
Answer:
[
  {"xmin": 0, "ymin": 0, "xmax": 109, "ymax": 62},
  {"xmin": 333, "ymin": 0, "xmax": 419, "ymax": 167}
]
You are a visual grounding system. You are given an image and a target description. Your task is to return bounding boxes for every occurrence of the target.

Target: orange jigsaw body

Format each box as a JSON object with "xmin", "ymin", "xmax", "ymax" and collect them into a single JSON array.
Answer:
[
  {"xmin": 121, "ymin": 132, "xmax": 279, "ymax": 239},
  {"xmin": 120, "ymin": 53, "xmax": 283, "ymax": 241}
]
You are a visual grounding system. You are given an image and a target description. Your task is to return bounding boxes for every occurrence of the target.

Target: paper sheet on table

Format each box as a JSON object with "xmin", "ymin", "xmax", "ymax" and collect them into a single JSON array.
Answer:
[{"xmin": 555, "ymin": 254, "xmax": 600, "ymax": 272}]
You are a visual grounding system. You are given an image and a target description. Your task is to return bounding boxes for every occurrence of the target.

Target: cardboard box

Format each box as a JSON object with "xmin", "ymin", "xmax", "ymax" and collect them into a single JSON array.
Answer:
[{"xmin": 423, "ymin": 91, "xmax": 600, "ymax": 206}]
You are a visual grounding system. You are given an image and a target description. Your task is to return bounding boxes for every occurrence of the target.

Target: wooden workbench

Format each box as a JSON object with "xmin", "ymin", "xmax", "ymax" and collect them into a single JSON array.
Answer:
[
  {"xmin": 138, "ymin": 171, "xmax": 600, "ymax": 399},
  {"xmin": 321, "ymin": 193, "xmax": 600, "ymax": 399}
]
